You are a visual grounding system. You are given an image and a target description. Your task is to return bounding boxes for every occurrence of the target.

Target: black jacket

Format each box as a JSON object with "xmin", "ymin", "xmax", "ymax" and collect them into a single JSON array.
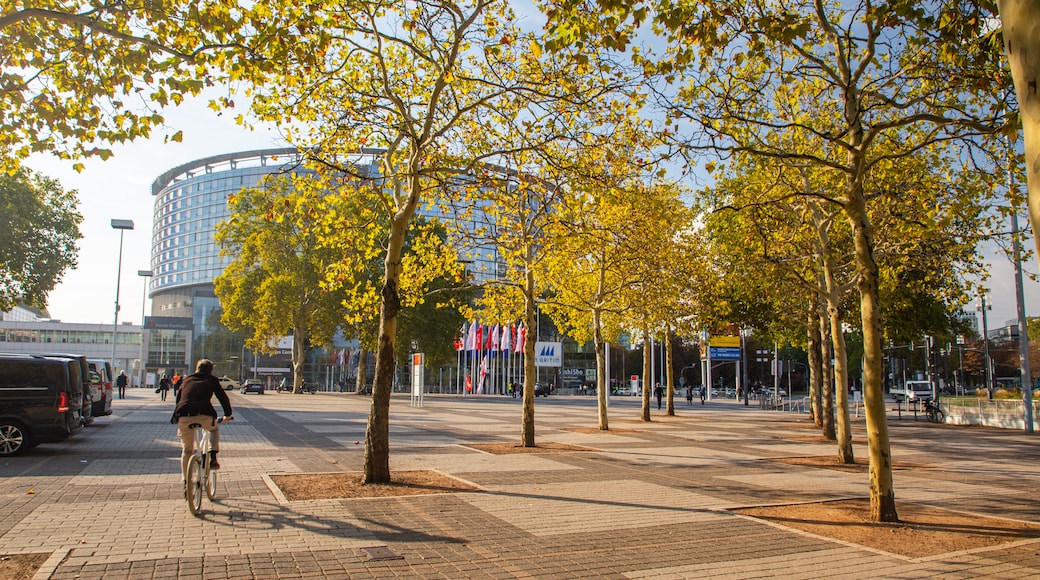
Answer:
[{"xmin": 170, "ymin": 372, "xmax": 232, "ymax": 423}]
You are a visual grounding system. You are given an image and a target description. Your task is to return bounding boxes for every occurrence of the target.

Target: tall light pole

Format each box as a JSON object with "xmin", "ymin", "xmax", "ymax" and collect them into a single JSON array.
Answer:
[
  {"xmin": 110, "ymin": 219, "xmax": 134, "ymax": 374},
  {"xmin": 137, "ymin": 269, "xmax": 152, "ymax": 389},
  {"xmin": 978, "ymin": 293, "xmax": 993, "ymax": 400},
  {"xmin": 1007, "ymin": 135, "xmax": 1034, "ymax": 432}
]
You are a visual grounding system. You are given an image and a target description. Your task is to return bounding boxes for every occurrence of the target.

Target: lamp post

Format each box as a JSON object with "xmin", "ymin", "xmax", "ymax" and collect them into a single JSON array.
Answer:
[
  {"xmin": 110, "ymin": 219, "xmax": 134, "ymax": 374},
  {"xmin": 137, "ymin": 269, "xmax": 152, "ymax": 389},
  {"xmin": 978, "ymin": 293, "xmax": 993, "ymax": 400}
]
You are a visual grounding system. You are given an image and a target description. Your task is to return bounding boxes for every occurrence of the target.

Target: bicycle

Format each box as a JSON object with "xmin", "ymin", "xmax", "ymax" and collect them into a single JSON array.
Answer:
[
  {"xmin": 922, "ymin": 398, "xmax": 945, "ymax": 424},
  {"xmin": 184, "ymin": 416, "xmax": 231, "ymax": 516}
]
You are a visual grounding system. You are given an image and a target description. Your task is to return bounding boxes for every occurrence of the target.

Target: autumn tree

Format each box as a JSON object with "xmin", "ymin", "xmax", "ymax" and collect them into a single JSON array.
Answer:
[
  {"xmin": 995, "ymin": 0, "xmax": 1040, "ymax": 271},
  {"xmin": 0, "ymin": 167, "xmax": 82, "ymax": 311},
  {"xmin": 241, "ymin": 0, "xmax": 610, "ymax": 479},
  {"xmin": 215, "ymin": 174, "xmax": 348, "ymax": 393},
  {"xmin": 544, "ymin": 0, "xmax": 1012, "ymax": 521},
  {"xmin": 0, "ymin": 1, "xmax": 257, "ymax": 171},
  {"xmin": 541, "ymin": 150, "xmax": 691, "ymax": 428}
]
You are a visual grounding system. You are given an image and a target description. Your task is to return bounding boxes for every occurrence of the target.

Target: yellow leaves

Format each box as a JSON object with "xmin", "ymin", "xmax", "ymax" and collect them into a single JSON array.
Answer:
[{"xmin": 529, "ymin": 39, "xmax": 542, "ymax": 60}]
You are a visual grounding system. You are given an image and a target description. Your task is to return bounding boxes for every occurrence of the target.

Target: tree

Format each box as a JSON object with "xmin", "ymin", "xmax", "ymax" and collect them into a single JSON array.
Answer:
[
  {"xmin": 240, "ymin": 0, "xmax": 607, "ymax": 481},
  {"xmin": 214, "ymin": 174, "xmax": 347, "ymax": 393},
  {"xmin": 1, "ymin": 1, "xmax": 251, "ymax": 171},
  {"xmin": 541, "ymin": 160, "xmax": 691, "ymax": 429},
  {"xmin": 0, "ymin": 167, "xmax": 81, "ymax": 311},
  {"xmin": 545, "ymin": 0, "xmax": 1010, "ymax": 522},
  {"xmin": 996, "ymin": 0, "xmax": 1040, "ymax": 272}
]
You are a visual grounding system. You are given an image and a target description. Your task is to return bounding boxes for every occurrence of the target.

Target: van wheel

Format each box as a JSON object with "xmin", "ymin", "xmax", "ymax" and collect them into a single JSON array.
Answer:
[{"xmin": 0, "ymin": 422, "xmax": 30, "ymax": 456}]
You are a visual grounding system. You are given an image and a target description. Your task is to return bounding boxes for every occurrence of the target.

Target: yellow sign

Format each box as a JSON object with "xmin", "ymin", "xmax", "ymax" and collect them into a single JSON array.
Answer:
[{"xmin": 710, "ymin": 336, "xmax": 741, "ymax": 348}]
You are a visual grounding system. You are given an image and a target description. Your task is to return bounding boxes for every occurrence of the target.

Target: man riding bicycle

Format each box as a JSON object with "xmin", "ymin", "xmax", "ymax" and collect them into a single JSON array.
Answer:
[{"xmin": 171, "ymin": 359, "xmax": 233, "ymax": 478}]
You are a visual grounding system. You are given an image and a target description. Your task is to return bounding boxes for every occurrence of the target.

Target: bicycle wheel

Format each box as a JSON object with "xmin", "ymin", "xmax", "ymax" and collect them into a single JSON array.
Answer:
[
  {"xmin": 930, "ymin": 407, "xmax": 945, "ymax": 423},
  {"xmin": 205, "ymin": 456, "xmax": 217, "ymax": 500},
  {"xmin": 185, "ymin": 455, "xmax": 203, "ymax": 516}
]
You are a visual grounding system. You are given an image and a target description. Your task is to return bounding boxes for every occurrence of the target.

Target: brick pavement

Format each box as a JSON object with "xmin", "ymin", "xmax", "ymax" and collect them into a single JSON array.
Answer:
[{"xmin": 1, "ymin": 389, "xmax": 1038, "ymax": 579}]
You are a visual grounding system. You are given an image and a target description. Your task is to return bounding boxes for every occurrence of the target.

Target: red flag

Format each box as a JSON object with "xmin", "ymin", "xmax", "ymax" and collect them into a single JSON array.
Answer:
[{"xmin": 465, "ymin": 375, "xmax": 473, "ymax": 393}]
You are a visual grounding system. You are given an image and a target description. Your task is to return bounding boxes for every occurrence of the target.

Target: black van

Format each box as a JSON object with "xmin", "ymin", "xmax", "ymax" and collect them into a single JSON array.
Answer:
[
  {"xmin": 39, "ymin": 353, "xmax": 94, "ymax": 426},
  {"xmin": 0, "ymin": 354, "xmax": 84, "ymax": 456}
]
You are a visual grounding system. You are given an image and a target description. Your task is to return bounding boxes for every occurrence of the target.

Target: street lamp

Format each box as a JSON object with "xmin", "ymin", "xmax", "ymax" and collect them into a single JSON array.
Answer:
[
  {"xmin": 137, "ymin": 269, "xmax": 152, "ymax": 389},
  {"xmin": 977, "ymin": 292, "xmax": 993, "ymax": 400},
  {"xmin": 110, "ymin": 219, "xmax": 134, "ymax": 374}
]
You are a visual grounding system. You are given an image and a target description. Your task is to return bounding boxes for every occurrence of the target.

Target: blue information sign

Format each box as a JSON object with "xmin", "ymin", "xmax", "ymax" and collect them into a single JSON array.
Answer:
[{"xmin": 710, "ymin": 347, "xmax": 742, "ymax": 360}]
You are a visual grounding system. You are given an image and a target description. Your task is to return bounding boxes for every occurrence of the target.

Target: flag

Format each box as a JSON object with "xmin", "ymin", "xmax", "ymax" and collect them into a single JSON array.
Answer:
[
  {"xmin": 466, "ymin": 322, "xmax": 477, "ymax": 351},
  {"xmin": 478, "ymin": 356, "xmax": 488, "ymax": 393},
  {"xmin": 515, "ymin": 322, "xmax": 526, "ymax": 353},
  {"xmin": 455, "ymin": 323, "xmax": 466, "ymax": 351},
  {"xmin": 465, "ymin": 375, "xmax": 473, "ymax": 393},
  {"xmin": 336, "ymin": 349, "xmax": 346, "ymax": 365},
  {"xmin": 500, "ymin": 323, "xmax": 511, "ymax": 352},
  {"xmin": 484, "ymin": 324, "xmax": 494, "ymax": 350},
  {"xmin": 475, "ymin": 324, "xmax": 483, "ymax": 352},
  {"xmin": 489, "ymin": 324, "xmax": 500, "ymax": 351}
]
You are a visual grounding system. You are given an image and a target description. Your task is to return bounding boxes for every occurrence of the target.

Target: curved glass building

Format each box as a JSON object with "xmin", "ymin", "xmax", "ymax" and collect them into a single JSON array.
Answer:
[{"xmin": 144, "ymin": 148, "xmax": 505, "ymax": 384}]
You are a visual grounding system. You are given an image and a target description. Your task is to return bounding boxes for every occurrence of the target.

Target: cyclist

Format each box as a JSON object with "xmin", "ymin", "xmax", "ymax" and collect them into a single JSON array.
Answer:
[{"xmin": 171, "ymin": 359, "xmax": 233, "ymax": 479}]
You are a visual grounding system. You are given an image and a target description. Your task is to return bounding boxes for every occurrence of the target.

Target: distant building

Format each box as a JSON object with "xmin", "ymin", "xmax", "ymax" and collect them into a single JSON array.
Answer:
[{"xmin": 0, "ymin": 315, "xmax": 142, "ymax": 377}]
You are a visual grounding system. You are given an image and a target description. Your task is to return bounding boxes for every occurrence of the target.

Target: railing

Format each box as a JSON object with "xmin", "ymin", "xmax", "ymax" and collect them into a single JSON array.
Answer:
[{"xmin": 944, "ymin": 398, "xmax": 1040, "ymax": 431}]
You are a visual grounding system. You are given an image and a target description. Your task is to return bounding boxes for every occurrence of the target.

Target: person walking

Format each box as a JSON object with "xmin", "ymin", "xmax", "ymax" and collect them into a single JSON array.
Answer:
[
  {"xmin": 159, "ymin": 375, "xmax": 171, "ymax": 401},
  {"xmin": 171, "ymin": 358, "xmax": 233, "ymax": 476},
  {"xmin": 654, "ymin": 383, "xmax": 663, "ymax": 410},
  {"xmin": 116, "ymin": 371, "xmax": 128, "ymax": 399},
  {"xmin": 700, "ymin": 384, "xmax": 707, "ymax": 405},
  {"xmin": 686, "ymin": 385, "xmax": 693, "ymax": 406}
]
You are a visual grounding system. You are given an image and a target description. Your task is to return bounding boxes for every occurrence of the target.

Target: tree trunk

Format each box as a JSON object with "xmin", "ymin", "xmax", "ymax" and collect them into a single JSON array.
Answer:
[
  {"xmin": 820, "ymin": 310, "xmax": 836, "ymax": 440},
  {"xmin": 665, "ymin": 326, "xmax": 675, "ymax": 416},
  {"xmin": 292, "ymin": 325, "xmax": 307, "ymax": 394},
  {"xmin": 594, "ymin": 308, "xmax": 609, "ymax": 430},
  {"xmin": 826, "ymin": 296, "xmax": 854, "ymax": 463},
  {"xmin": 816, "ymin": 214, "xmax": 854, "ymax": 461},
  {"xmin": 998, "ymin": 1, "xmax": 1040, "ymax": 271},
  {"xmin": 640, "ymin": 328, "xmax": 651, "ymax": 421},
  {"xmin": 521, "ymin": 259, "xmax": 537, "ymax": 446},
  {"xmin": 362, "ymin": 163, "xmax": 422, "ymax": 484},
  {"xmin": 807, "ymin": 309, "xmax": 823, "ymax": 427},
  {"xmin": 355, "ymin": 348, "xmax": 368, "ymax": 394},
  {"xmin": 847, "ymin": 185, "xmax": 899, "ymax": 522}
]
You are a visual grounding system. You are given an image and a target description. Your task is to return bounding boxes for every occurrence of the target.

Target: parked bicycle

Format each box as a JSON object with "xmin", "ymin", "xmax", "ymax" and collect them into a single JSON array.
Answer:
[
  {"xmin": 922, "ymin": 399, "xmax": 945, "ymax": 424},
  {"xmin": 185, "ymin": 416, "xmax": 231, "ymax": 516}
]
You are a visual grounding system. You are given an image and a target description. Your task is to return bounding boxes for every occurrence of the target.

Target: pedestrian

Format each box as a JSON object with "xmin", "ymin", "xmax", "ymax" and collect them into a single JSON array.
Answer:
[
  {"xmin": 686, "ymin": 385, "xmax": 693, "ymax": 406},
  {"xmin": 116, "ymin": 371, "xmax": 128, "ymax": 399},
  {"xmin": 654, "ymin": 383, "xmax": 663, "ymax": 410},
  {"xmin": 743, "ymin": 385, "xmax": 750, "ymax": 406},
  {"xmin": 159, "ymin": 375, "xmax": 171, "ymax": 401},
  {"xmin": 172, "ymin": 372, "xmax": 182, "ymax": 397},
  {"xmin": 700, "ymin": 384, "xmax": 706, "ymax": 405}
]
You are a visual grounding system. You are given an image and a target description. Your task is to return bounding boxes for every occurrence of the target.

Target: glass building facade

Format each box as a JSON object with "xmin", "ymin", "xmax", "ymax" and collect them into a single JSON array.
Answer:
[{"xmin": 145, "ymin": 149, "xmax": 507, "ymax": 385}]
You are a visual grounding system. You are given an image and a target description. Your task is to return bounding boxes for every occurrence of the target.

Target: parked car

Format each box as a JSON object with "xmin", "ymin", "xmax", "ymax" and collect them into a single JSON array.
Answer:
[
  {"xmin": 87, "ymin": 359, "xmax": 114, "ymax": 416},
  {"xmin": 241, "ymin": 379, "xmax": 264, "ymax": 395},
  {"xmin": 0, "ymin": 354, "xmax": 85, "ymax": 455},
  {"xmin": 38, "ymin": 354, "xmax": 93, "ymax": 426},
  {"xmin": 218, "ymin": 376, "xmax": 239, "ymax": 391}
]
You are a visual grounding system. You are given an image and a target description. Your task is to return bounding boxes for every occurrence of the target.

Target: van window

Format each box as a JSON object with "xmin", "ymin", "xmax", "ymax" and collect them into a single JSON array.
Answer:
[{"xmin": 0, "ymin": 360, "xmax": 64, "ymax": 389}]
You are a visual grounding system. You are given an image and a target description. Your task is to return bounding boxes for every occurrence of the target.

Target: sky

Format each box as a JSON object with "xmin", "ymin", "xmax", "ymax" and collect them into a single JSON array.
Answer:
[
  {"xmin": 25, "ymin": 96, "xmax": 285, "ymax": 327},
  {"xmin": 21, "ymin": 93, "xmax": 1040, "ymax": 336}
]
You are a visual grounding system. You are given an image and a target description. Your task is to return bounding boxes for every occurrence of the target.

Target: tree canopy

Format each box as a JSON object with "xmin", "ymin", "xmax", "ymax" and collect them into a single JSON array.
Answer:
[
  {"xmin": 0, "ymin": 167, "xmax": 82, "ymax": 311},
  {"xmin": 1, "ymin": 1, "xmax": 256, "ymax": 172}
]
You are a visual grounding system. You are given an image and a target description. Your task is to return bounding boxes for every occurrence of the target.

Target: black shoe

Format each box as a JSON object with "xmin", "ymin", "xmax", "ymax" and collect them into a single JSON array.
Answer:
[{"xmin": 209, "ymin": 451, "xmax": 220, "ymax": 470}]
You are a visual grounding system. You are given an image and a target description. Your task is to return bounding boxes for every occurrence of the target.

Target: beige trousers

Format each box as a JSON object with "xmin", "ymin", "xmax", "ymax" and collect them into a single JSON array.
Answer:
[{"xmin": 177, "ymin": 415, "xmax": 219, "ymax": 481}]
